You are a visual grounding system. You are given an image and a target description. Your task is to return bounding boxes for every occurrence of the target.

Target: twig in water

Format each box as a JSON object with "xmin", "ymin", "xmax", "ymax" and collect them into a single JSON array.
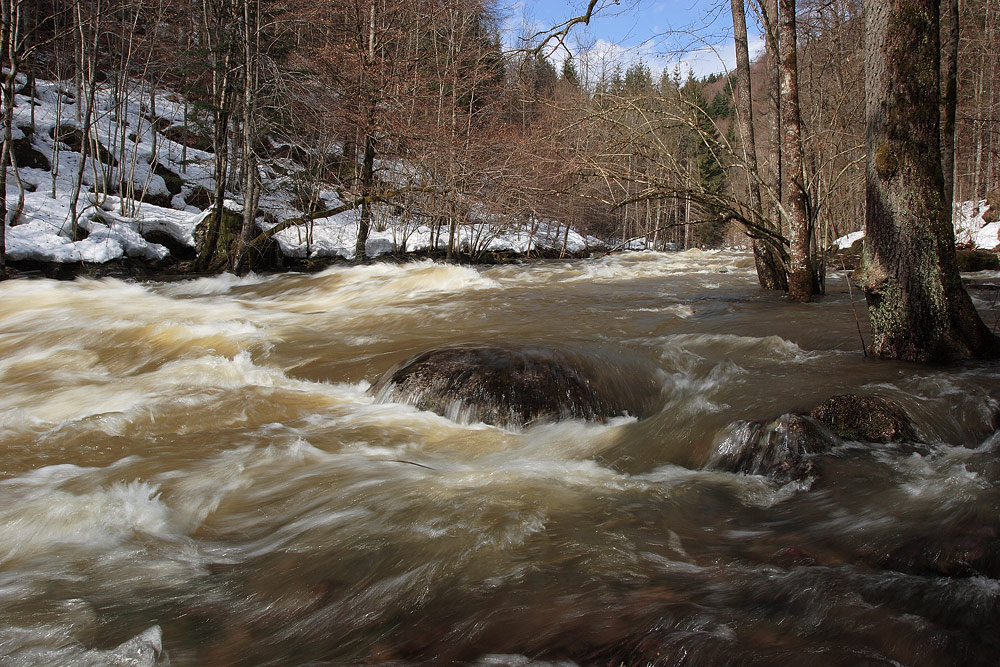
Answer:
[
  {"xmin": 843, "ymin": 259, "xmax": 868, "ymax": 357},
  {"xmin": 381, "ymin": 459, "xmax": 436, "ymax": 471}
]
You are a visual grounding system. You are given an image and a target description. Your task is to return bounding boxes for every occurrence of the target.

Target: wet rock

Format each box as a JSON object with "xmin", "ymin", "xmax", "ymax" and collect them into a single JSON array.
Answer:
[
  {"xmin": 140, "ymin": 229, "xmax": 195, "ymax": 260},
  {"xmin": 706, "ymin": 413, "xmax": 834, "ymax": 482},
  {"xmin": 370, "ymin": 344, "xmax": 659, "ymax": 429},
  {"xmin": 49, "ymin": 124, "xmax": 118, "ymax": 166},
  {"xmin": 11, "ymin": 137, "xmax": 50, "ymax": 170},
  {"xmin": 138, "ymin": 190, "xmax": 174, "ymax": 209},
  {"xmin": 185, "ymin": 185, "xmax": 213, "ymax": 210},
  {"xmin": 869, "ymin": 520, "xmax": 1000, "ymax": 578},
  {"xmin": 956, "ymin": 248, "xmax": 1000, "ymax": 272},
  {"xmin": 810, "ymin": 394, "xmax": 917, "ymax": 443},
  {"xmin": 153, "ymin": 161, "xmax": 184, "ymax": 196},
  {"xmin": 163, "ymin": 125, "xmax": 214, "ymax": 152},
  {"xmin": 984, "ymin": 188, "xmax": 1000, "ymax": 223}
]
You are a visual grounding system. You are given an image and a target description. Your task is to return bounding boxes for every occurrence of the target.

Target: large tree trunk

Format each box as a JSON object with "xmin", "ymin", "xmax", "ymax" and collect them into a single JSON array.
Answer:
[
  {"xmin": 861, "ymin": 0, "xmax": 997, "ymax": 361},
  {"xmin": 730, "ymin": 0, "xmax": 787, "ymax": 291},
  {"xmin": 778, "ymin": 0, "xmax": 813, "ymax": 302}
]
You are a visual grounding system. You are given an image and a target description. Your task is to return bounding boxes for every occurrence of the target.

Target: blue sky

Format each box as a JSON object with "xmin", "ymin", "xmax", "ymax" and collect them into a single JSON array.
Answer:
[{"xmin": 503, "ymin": 0, "xmax": 764, "ymax": 80}]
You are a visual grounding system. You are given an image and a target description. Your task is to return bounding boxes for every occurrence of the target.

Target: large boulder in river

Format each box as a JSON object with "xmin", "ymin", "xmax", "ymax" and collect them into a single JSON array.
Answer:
[
  {"xmin": 369, "ymin": 344, "xmax": 660, "ymax": 429},
  {"xmin": 810, "ymin": 394, "xmax": 917, "ymax": 443},
  {"xmin": 705, "ymin": 413, "xmax": 835, "ymax": 483}
]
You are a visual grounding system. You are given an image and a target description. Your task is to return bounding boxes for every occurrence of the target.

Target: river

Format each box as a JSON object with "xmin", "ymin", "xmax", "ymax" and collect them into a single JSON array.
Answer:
[{"xmin": 1, "ymin": 250, "xmax": 998, "ymax": 665}]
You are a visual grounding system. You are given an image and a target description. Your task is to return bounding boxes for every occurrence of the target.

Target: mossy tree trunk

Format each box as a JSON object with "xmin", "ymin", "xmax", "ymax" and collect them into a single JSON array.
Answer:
[
  {"xmin": 196, "ymin": 207, "xmax": 244, "ymax": 273},
  {"xmin": 861, "ymin": 0, "xmax": 998, "ymax": 361}
]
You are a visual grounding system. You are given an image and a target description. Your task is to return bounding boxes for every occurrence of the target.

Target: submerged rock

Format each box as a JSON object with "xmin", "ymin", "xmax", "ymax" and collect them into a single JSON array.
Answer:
[
  {"xmin": 810, "ymin": 393, "xmax": 917, "ymax": 443},
  {"xmin": 369, "ymin": 344, "xmax": 660, "ymax": 429},
  {"xmin": 707, "ymin": 394, "xmax": 920, "ymax": 482},
  {"xmin": 873, "ymin": 522, "xmax": 1000, "ymax": 578}
]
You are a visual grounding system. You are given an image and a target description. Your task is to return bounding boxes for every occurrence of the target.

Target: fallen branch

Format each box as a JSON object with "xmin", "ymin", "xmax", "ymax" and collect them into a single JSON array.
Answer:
[{"xmin": 843, "ymin": 259, "xmax": 868, "ymax": 357}]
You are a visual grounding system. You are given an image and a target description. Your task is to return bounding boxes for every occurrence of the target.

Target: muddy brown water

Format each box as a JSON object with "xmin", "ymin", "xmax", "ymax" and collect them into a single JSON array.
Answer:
[{"xmin": 1, "ymin": 250, "xmax": 999, "ymax": 666}]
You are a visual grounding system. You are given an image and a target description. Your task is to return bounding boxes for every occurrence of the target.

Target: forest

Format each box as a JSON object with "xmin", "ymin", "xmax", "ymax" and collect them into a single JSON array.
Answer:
[
  {"xmin": 1, "ymin": 2, "xmax": 994, "ymax": 256},
  {"xmin": 2, "ymin": 0, "xmax": 1000, "ymax": 358}
]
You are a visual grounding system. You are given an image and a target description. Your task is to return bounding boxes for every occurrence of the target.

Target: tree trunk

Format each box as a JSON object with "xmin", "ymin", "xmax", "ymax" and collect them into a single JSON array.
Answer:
[
  {"xmin": 762, "ymin": 0, "xmax": 784, "ymax": 244},
  {"xmin": 197, "ymin": 0, "xmax": 236, "ymax": 272},
  {"xmin": 778, "ymin": 0, "xmax": 813, "ymax": 302},
  {"xmin": 1, "ymin": 0, "xmax": 14, "ymax": 277},
  {"xmin": 940, "ymin": 0, "xmax": 958, "ymax": 209},
  {"xmin": 1, "ymin": 74, "xmax": 13, "ymax": 277},
  {"xmin": 354, "ymin": 0, "xmax": 378, "ymax": 262},
  {"xmin": 355, "ymin": 130, "xmax": 376, "ymax": 261},
  {"xmin": 730, "ymin": 0, "xmax": 787, "ymax": 290},
  {"xmin": 234, "ymin": 0, "xmax": 259, "ymax": 274},
  {"xmin": 861, "ymin": 0, "xmax": 997, "ymax": 361}
]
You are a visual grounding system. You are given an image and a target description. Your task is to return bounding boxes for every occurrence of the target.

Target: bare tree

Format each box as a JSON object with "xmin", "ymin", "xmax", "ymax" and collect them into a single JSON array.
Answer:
[{"xmin": 730, "ymin": 0, "xmax": 787, "ymax": 290}]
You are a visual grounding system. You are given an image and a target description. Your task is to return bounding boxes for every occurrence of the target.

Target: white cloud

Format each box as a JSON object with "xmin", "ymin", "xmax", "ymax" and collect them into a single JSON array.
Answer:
[
  {"xmin": 550, "ymin": 32, "xmax": 765, "ymax": 85},
  {"xmin": 500, "ymin": 0, "xmax": 766, "ymax": 82}
]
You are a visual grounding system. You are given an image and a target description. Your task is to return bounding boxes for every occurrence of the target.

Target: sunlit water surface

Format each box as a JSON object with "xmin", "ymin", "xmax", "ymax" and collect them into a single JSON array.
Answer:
[{"xmin": 1, "ymin": 250, "xmax": 999, "ymax": 666}]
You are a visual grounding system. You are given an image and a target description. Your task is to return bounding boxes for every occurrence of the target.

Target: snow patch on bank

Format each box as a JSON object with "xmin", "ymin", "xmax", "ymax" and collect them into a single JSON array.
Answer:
[{"xmin": 832, "ymin": 200, "xmax": 1000, "ymax": 252}]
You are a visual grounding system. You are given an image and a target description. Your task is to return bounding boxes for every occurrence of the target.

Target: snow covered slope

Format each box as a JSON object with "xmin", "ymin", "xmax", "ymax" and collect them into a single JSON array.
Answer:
[{"xmin": 4, "ymin": 76, "xmax": 601, "ymax": 265}]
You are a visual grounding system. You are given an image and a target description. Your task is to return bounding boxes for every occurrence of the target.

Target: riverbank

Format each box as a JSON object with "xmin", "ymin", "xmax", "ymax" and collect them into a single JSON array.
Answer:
[{"xmin": 1, "ymin": 244, "xmax": 598, "ymax": 282}]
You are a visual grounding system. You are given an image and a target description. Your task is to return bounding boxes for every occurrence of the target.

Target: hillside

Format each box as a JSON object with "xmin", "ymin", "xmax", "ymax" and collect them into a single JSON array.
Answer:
[{"xmin": 4, "ymin": 75, "xmax": 601, "ymax": 275}]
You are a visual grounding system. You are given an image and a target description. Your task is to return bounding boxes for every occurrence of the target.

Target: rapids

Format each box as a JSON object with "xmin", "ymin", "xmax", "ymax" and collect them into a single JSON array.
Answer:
[{"xmin": 0, "ymin": 250, "xmax": 998, "ymax": 666}]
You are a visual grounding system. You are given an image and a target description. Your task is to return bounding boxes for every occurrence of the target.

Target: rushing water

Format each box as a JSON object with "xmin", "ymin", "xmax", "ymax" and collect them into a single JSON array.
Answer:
[{"xmin": 1, "ymin": 250, "xmax": 999, "ymax": 666}]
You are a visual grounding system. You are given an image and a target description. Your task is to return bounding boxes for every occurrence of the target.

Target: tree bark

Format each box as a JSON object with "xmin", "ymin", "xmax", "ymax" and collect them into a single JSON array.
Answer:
[
  {"xmin": 1, "ymin": 0, "xmax": 16, "ymax": 277},
  {"xmin": 353, "ymin": 0, "xmax": 377, "ymax": 262},
  {"xmin": 197, "ymin": 0, "xmax": 236, "ymax": 272},
  {"xmin": 355, "ymin": 129, "xmax": 376, "ymax": 261},
  {"xmin": 234, "ymin": 0, "xmax": 260, "ymax": 273},
  {"xmin": 730, "ymin": 0, "xmax": 787, "ymax": 290},
  {"xmin": 762, "ymin": 0, "xmax": 783, "ymax": 246},
  {"xmin": 861, "ymin": 0, "xmax": 997, "ymax": 361},
  {"xmin": 940, "ymin": 0, "xmax": 958, "ymax": 209},
  {"xmin": 778, "ymin": 0, "xmax": 813, "ymax": 302}
]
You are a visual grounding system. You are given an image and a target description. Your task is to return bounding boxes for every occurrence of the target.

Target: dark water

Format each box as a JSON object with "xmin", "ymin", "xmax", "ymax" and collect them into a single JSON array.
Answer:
[{"xmin": 1, "ymin": 250, "xmax": 998, "ymax": 665}]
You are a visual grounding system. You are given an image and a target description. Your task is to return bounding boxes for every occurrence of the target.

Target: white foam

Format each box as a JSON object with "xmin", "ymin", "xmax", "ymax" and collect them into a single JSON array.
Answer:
[
  {"xmin": 0, "ymin": 480, "xmax": 170, "ymax": 565},
  {"xmin": 160, "ymin": 271, "xmax": 269, "ymax": 296}
]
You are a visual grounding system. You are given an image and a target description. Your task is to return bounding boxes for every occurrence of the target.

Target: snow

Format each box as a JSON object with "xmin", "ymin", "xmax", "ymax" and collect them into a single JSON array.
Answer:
[
  {"xmin": 832, "ymin": 230, "xmax": 864, "ymax": 250},
  {"xmin": 832, "ymin": 200, "xmax": 1000, "ymax": 253},
  {"xmin": 4, "ymin": 76, "xmax": 605, "ymax": 266},
  {"xmin": 955, "ymin": 200, "xmax": 1000, "ymax": 250}
]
